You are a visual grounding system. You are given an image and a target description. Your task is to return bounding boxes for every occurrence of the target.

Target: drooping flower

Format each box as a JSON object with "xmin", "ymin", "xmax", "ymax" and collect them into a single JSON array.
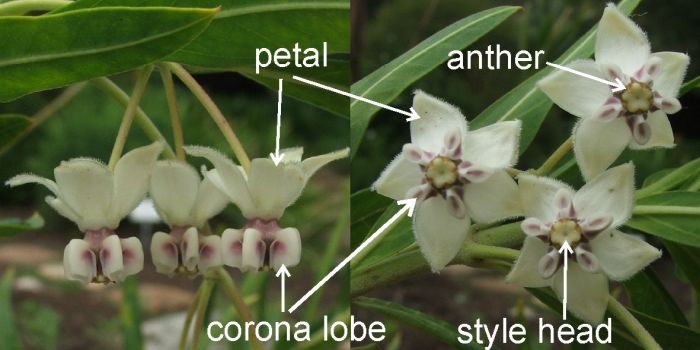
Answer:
[
  {"xmin": 149, "ymin": 160, "xmax": 229, "ymax": 276},
  {"xmin": 373, "ymin": 91, "xmax": 522, "ymax": 272},
  {"xmin": 6, "ymin": 142, "xmax": 163, "ymax": 283},
  {"xmin": 185, "ymin": 145, "xmax": 348, "ymax": 272},
  {"xmin": 506, "ymin": 163, "xmax": 661, "ymax": 323},
  {"xmin": 538, "ymin": 4, "xmax": 689, "ymax": 180}
]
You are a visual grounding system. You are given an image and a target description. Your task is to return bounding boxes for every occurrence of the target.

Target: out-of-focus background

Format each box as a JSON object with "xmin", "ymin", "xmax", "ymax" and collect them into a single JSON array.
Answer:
[
  {"xmin": 0, "ymin": 71, "xmax": 349, "ymax": 349},
  {"xmin": 352, "ymin": 0, "xmax": 699, "ymax": 348}
]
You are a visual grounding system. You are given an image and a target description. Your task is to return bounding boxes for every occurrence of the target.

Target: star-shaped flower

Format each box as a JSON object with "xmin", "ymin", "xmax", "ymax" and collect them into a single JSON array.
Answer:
[
  {"xmin": 538, "ymin": 4, "xmax": 689, "ymax": 179},
  {"xmin": 185, "ymin": 145, "xmax": 348, "ymax": 272},
  {"xmin": 373, "ymin": 91, "xmax": 522, "ymax": 272},
  {"xmin": 506, "ymin": 163, "xmax": 661, "ymax": 323},
  {"xmin": 6, "ymin": 142, "xmax": 162, "ymax": 283}
]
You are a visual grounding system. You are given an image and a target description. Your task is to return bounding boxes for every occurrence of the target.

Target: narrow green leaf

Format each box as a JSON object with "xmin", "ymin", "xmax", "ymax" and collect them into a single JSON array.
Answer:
[
  {"xmin": 0, "ymin": 6, "xmax": 217, "ymax": 101},
  {"xmin": 0, "ymin": 114, "xmax": 31, "ymax": 152},
  {"xmin": 350, "ymin": 6, "xmax": 520, "ymax": 158},
  {"xmin": 0, "ymin": 270, "xmax": 21, "ymax": 350},
  {"xmin": 623, "ymin": 268, "xmax": 688, "ymax": 326},
  {"xmin": 353, "ymin": 202, "xmax": 413, "ymax": 270},
  {"xmin": 636, "ymin": 157, "xmax": 700, "ymax": 198},
  {"xmin": 680, "ymin": 75, "xmax": 700, "ymax": 96},
  {"xmin": 350, "ymin": 189, "xmax": 392, "ymax": 248},
  {"xmin": 664, "ymin": 241, "xmax": 700, "ymax": 291},
  {"xmin": 354, "ymin": 297, "xmax": 484, "ymax": 350},
  {"xmin": 120, "ymin": 276, "xmax": 144, "ymax": 350},
  {"xmin": 642, "ymin": 168, "xmax": 674, "ymax": 188},
  {"xmin": 626, "ymin": 192, "xmax": 700, "ymax": 247},
  {"xmin": 0, "ymin": 212, "xmax": 44, "ymax": 237},
  {"xmin": 630, "ymin": 309, "xmax": 700, "ymax": 348}
]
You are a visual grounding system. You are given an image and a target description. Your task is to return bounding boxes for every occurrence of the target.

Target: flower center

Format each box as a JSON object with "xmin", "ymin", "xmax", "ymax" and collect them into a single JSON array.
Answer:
[
  {"xmin": 620, "ymin": 81, "xmax": 653, "ymax": 114},
  {"xmin": 549, "ymin": 219, "xmax": 582, "ymax": 249},
  {"xmin": 425, "ymin": 156, "xmax": 458, "ymax": 189}
]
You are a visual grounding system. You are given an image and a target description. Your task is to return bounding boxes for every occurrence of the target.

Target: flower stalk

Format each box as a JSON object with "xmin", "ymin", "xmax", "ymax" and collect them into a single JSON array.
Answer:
[
  {"xmin": 633, "ymin": 205, "xmax": 700, "ymax": 216},
  {"xmin": 178, "ymin": 287, "xmax": 202, "ymax": 350},
  {"xmin": 536, "ymin": 136, "xmax": 573, "ymax": 176},
  {"xmin": 218, "ymin": 268, "xmax": 264, "ymax": 350},
  {"xmin": 158, "ymin": 65, "xmax": 186, "ymax": 160},
  {"xmin": 608, "ymin": 296, "xmax": 662, "ymax": 350},
  {"xmin": 190, "ymin": 275, "xmax": 215, "ymax": 350}
]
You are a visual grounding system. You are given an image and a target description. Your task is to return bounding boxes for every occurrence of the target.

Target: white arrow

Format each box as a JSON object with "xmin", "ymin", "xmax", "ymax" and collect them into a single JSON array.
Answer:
[
  {"xmin": 558, "ymin": 241, "xmax": 574, "ymax": 320},
  {"xmin": 287, "ymin": 198, "xmax": 417, "ymax": 313},
  {"xmin": 292, "ymin": 75, "xmax": 421, "ymax": 121},
  {"xmin": 270, "ymin": 78, "xmax": 285, "ymax": 166},
  {"xmin": 546, "ymin": 62, "xmax": 626, "ymax": 92},
  {"xmin": 275, "ymin": 264, "xmax": 291, "ymax": 312}
]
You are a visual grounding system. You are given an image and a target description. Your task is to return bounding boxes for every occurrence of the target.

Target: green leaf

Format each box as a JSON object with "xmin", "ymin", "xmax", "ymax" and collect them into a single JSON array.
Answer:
[
  {"xmin": 0, "ymin": 114, "xmax": 31, "ymax": 153},
  {"xmin": 623, "ymin": 268, "xmax": 687, "ymax": 326},
  {"xmin": 353, "ymin": 297, "xmax": 483, "ymax": 350},
  {"xmin": 350, "ymin": 189, "xmax": 392, "ymax": 248},
  {"xmin": 0, "ymin": 270, "xmax": 21, "ymax": 350},
  {"xmin": 680, "ymin": 75, "xmax": 700, "ymax": 96},
  {"xmin": 636, "ymin": 157, "xmax": 700, "ymax": 198},
  {"xmin": 0, "ymin": 6, "xmax": 217, "ymax": 102},
  {"xmin": 663, "ymin": 241, "xmax": 700, "ymax": 291},
  {"xmin": 353, "ymin": 202, "xmax": 413, "ymax": 271},
  {"xmin": 469, "ymin": 0, "xmax": 641, "ymax": 154},
  {"xmin": 626, "ymin": 191, "xmax": 700, "ymax": 247},
  {"xmin": 120, "ymin": 276, "xmax": 144, "ymax": 350},
  {"xmin": 630, "ymin": 309, "xmax": 700, "ymax": 348},
  {"xmin": 0, "ymin": 213, "xmax": 44, "ymax": 237},
  {"xmin": 350, "ymin": 6, "xmax": 520, "ymax": 158},
  {"xmin": 642, "ymin": 168, "xmax": 674, "ymax": 188}
]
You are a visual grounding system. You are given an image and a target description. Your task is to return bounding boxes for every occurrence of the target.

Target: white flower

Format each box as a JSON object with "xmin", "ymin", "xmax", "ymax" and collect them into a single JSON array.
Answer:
[
  {"xmin": 149, "ymin": 160, "xmax": 229, "ymax": 276},
  {"xmin": 6, "ymin": 142, "xmax": 162, "ymax": 283},
  {"xmin": 506, "ymin": 163, "xmax": 661, "ymax": 323},
  {"xmin": 373, "ymin": 91, "xmax": 522, "ymax": 272},
  {"xmin": 185, "ymin": 145, "xmax": 348, "ymax": 272},
  {"xmin": 538, "ymin": 4, "xmax": 689, "ymax": 180}
]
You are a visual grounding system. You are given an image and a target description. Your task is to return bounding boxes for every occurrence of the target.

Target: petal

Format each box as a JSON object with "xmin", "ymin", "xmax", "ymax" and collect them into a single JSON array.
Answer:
[
  {"xmin": 413, "ymin": 196, "xmax": 470, "ymax": 272},
  {"xmin": 574, "ymin": 163, "xmax": 634, "ymax": 227},
  {"xmin": 192, "ymin": 170, "xmax": 229, "ymax": 227},
  {"xmin": 595, "ymin": 4, "xmax": 650, "ymax": 74},
  {"xmin": 150, "ymin": 232, "xmax": 178, "ymax": 276},
  {"xmin": 301, "ymin": 148, "xmax": 349, "ymax": 179},
  {"xmin": 538, "ymin": 60, "xmax": 611, "ymax": 118},
  {"xmin": 506, "ymin": 237, "xmax": 550, "ymax": 287},
  {"xmin": 5, "ymin": 173, "xmax": 59, "ymax": 196},
  {"xmin": 552, "ymin": 264, "xmax": 609, "ymax": 323},
  {"xmin": 372, "ymin": 153, "xmax": 423, "ymax": 200},
  {"xmin": 649, "ymin": 52, "xmax": 689, "ymax": 98},
  {"xmin": 410, "ymin": 91, "xmax": 468, "ymax": 154},
  {"xmin": 198, "ymin": 235, "xmax": 223, "ymax": 272},
  {"xmin": 45, "ymin": 196, "xmax": 81, "ymax": 224},
  {"xmin": 120, "ymin": 237, "xmax": 144, "ymax": 277},
  {"xmin": 100, "ymin": 235, "xmax": 125, "ymax": 282},
  {"xmin": 458, "ymin": 163, "xmax": 493, "ymax": 183},
  {"xmin": 521, "ymin": 217, "xmax": 549, "ymax": 240},
  {"xmin": 591, "ymin": 230, "xmax": 662, "ymax": 281},
  {"xmin": 241, "ymin": 228, "xmax": 265, "ymax": 272},
  {"xmin": 270, "ymin": 227, "xmax": 302, "ymax": 271},
  {"xmin": 247, "ymin": 158, "xmax": 305, "ymax": 219},
  {"xmin": 221, "ymin": 229, "xmax": 244, "ymax": 269},
  {"xmin": 462, "ymin": 171, "xmax": 522, "ymax": 223},
  {"xmin": 517, "ymin": 174, "xmax": 572, "ymax": 222},
  {"xmin": 185, "ymin": 146, "xmax": 256, "ymax": 216},
  {"xmin": 573, "ymin": 117, "xmax": 631, "ymax": 180},
  {"xmin": 54, "ymin": 158, "xmax": 113, "ymax": 230},
  {"xmin": 181, "ymin": 227, "xmax": 200, "ymax": 271},
  {"xmin": 63, "ymin": 239, "xmax": 96, "ymax": 284},
  {"xmin": 150, "ymin": 160, "xmax": 199, "ymax": 226},
  {"xmin": 462, "ymin": 120, "xmax": 521, "ymax": 169},
  {"xmin": 280, "ymin": 147, "xmax": 304, "ymax": 163},
  {"xmin": 628, "ymin": 111, "xmax": 674, "ymax": 150},
  {"xmin": 111, "ymin": 142, "xmax": 163, "ymax": 225},
  {"xmin": 538, "ymin": 249, "xmax": 561, "ymax": 279}
]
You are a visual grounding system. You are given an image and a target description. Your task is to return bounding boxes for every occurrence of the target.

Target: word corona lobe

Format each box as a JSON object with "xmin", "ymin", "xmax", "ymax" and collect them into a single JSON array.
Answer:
[
  {"xmin": 255, "ymin": 42, "xmax": 328, "ymax": 74},
  {"xmin": 447, "ymin": 44, "xmax": 545, "ymax": 70}
]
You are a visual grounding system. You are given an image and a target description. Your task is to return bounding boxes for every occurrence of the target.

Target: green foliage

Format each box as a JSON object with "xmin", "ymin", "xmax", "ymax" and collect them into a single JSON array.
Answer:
[
  {"xmin": 18, "ymin": 300, "xmax": 61, "ymax": 350},
  {"xmin": 627, "ymin": 192, "xmax": 700, "ymax": 246},
  {"xmin": 0, "ymin": 270, "xmax": 21, "ymax": 350},
  {"xmin": 350, "ymin": 189, "xmax": 392, "ymax": 248},
  {"xmin": 623, "ymin": 269, "xmax": 687, "ymax": 326},
  {"xmin": 0, "ymin": 212, "xmax": 44, "ymax": 237},
  {"xmin": 121, "ymin": 276, "xmax": 144, "ymax": 350},
  {"xmin": 0, "ymin": 114, "xmax": 31, "ymax": 153}
]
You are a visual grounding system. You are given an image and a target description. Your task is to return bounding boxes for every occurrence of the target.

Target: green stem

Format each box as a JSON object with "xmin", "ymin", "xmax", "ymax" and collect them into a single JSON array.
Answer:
[
  {"xmin": 91, "ymin": 77, "xmax": 176, "ymax": 159},
  {"xmin": 633, "ymin": 205, "xmax": 700, "ymax": 216},
  {"xmin": 166, "ymin": 62, "xmax": 251, "ymax": 171},
  {"xmin": 608, "ymin": 296, "xmax": 661, "ymax": 350},
  {"xmin": 108, "ymin": 67, "xmax": 153, "ymax": 170},
  {"xmin": 536, "ymin": 136, "xmax": 573, "ymax": 176},
  {"xmin": 158, "ymin": 64, "xmax": 186, "ymax": 160},
  {"xmin": 472, "ymin": 221, "xmax": 524, "ymax": 248},
  {"xmin": 191, "ymin": 277, "xmax": 215, "ymax": 350},
  {"xmin": 0, "ymin": 82, "xmax": 86, "ymax": 156},
  {"xmin": 0, "ymin": 0, "xmax": 69, "ymax": 15},
  {"xmin": 218, "ymin": 269, "xmax": 264, "ymax": 350},
  {"xmin": 178, "ymin": 286, "xmax": 202, "ymax": 350}
]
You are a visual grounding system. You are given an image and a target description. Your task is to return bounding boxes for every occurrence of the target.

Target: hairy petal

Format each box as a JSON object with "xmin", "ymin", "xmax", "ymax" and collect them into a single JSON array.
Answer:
[
  {"xmin": 54, "ymin": 158, "xmax": 113, "ymax": 231},
  {"xmin": 573, "ymin": 118, "xmax": 630, "ymax": 181},
  {"xmin": 462, "ymin": 120, "xmax": 521, "ymax": 169},
  {"xmin": 595, "ymin": 4, "xmax": 650, "ymax": 74},
  {"xmin": 574, "ymin": 163, "xmax": 635, "ymax": 227},
  {"xmin": 628, "ymin": 111, "xmax": 674, "ymax": 150},
  {"xmin": 413, "ymin": 196, "xmax": 470, "ymax": 273},
  {"xmin": 538, "ymin": 60, "xmax": 611, "ymax": 119},
  {"xmin": 518, "ymin": 174, "xmax": 572, "ymax": 222},
  {"xmin": 150, "ymin": 160, "xmax": 199, "ymax": 226},
  {"xmin": 591, "ymin": 230, "xmax": 662, "ymax": 281},
  {"xmin": 111, "ymin": 142, "xmax": 163, "ymax": 225},
  {"xmin": 372, "ymin": 153, "xmax": 423, "ymax": 200},
  {"xmin": 463, "ymin": 171, "xmax": 522, "ymax": 223},
  {"xmin": 552, "ymin": 264, "xmax": 609, "ymax": 324},
  {"xmin": 506, "ymin": 237, "xmax": 550, "ymax": 287},
  {"xmin": 410, "ymin": 91, "xmax": 468, "ymax": 153},
  {"xmin": 649, "ymin": 52, "xmax": 689, "ymax": 98}
]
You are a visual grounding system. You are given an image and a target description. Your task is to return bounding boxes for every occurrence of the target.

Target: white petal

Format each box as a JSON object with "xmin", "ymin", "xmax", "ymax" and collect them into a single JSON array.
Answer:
[
  {"xmin": 150, "ymin": 232, "xmax": 178, "ymax": 276},
  {"xmin": 462, "ymin": 171, "xmax": 522, "ymax": 223},
  {"xmin": 181, "ymin": 227, "xmax": 200, "ymax": 271},
  {"xmin": 591, "ymin": 230, "xmax": 661, "ymax": 281},
  {"xmin": 280, "ymin": 147, "xmax": 304, "ymax": 163},
  {"xmin": 192, "ymin": 170, "xmax": 229, "ymax": 227},
  {"xmin": 372, "ymin": 153, "xmax": 423, "ymax": 200},
  {"xmin": 650, "ymin": 52, "xmax": 690, "ymax": 98},
  {"xmin": 458, "ymin": 163, "xmax": 493, "ymax": 183},
  {"xmin": 45, "ymin": 196, "xmax": 81, "ymax": 224},
  {"xmin": 573, "ymin": 117, "xmax": 631, "ymax": 181},
  {"xmin": 150, "ymin": 160, "xmax": 199, "ymax": 226},
  {"xmin": 413, "ymin": 196, "xmax": 470, "ymax": 272},
  {"xmin": 241, "ymin": 228, "xmax": 265, "ymax": 272},
  {"xmin": 517, "ymin": 174, "xmax": 572, "ymax": 222},
  {"xmin": 63, "ymin": 239, "xmax": 96, "ymax": 284},
  {"xmin": 247, "ymin": 158, "xmax": 305, "ymax": 220},
  {"xmin": 301, "ymin": 148, "xmax": 349, "ymax": 179},
  {"xmin": 410, "ymin": 91, "xmax": 468, "ymax": 153},
  {"xmin": 506, "ymin": 237, "xmax": 550, "ymax": 287},
  {"xmin": 120, "ymin": 237, "xmax": 144, "ymax": 277},
  {"xmin": 100, "ymin": 235, "xmax": 125, "ymax": 282},
  {"xmin": 54, "ymin": 158, "xmax": 113, "ymax": 230},
  {"xmin": 574, "ymin": 163, "xmax": 634, "ymax": 227},
  {"xmin": 5, "ymin": 173, "xmax": 59, "ymax": 196},
  {"xmin": 462, "ymin": 120, "xmax": 521, "ymax": 169},
  {"xmin": 111, "ymin": 142, "xmax": 163, "ymax": 225},
  {"xmin": 595, "ymin": 4, "xmax": 650, "ymax": 74},
  {"xmin": 198, "ymin": 235, "xmax": 223, "ymax": 272},
  {"xmin": 221, "ymin": 228, "xmax": 244, "ymax": 269},
  {"xmin": 552, "ymin": 264, "xmax": 609, "ymax": 323},
  {"xmin": 270, "ymin": 227, "xmax": 302, "ymax": 271},
  {"xmin": 628, "ymin": 111, "xmax": 674, "ymax": 150},
  {"xmin": 538, "ymin": 60, "xmax": 611, "ymax": 118}
]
